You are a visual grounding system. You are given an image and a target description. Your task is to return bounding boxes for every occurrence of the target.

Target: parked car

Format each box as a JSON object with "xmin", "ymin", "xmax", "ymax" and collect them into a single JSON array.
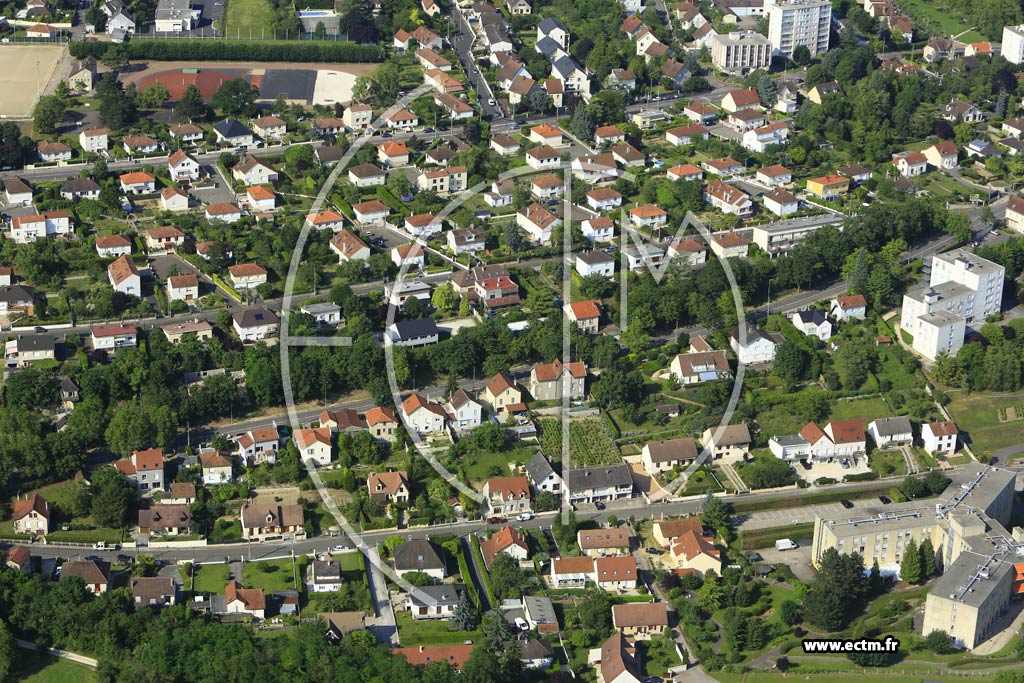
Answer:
[
  {"xmin": 514, "ymin": 617, "xmax": 529, "ymax": 631},
  {"xmin": 879, "ymin": 496, "xmax": 891, "ymax": 505},
  {"xmin": 517, "ymin": 513, "xmax": 533, "ymax": 521},
  {"xmin": 840, "ymin": 499, "xmax": 853, "ymax": 509},
  {"xmin": 487, "ymin": 516, "xmax": 505, "ymax": 524},
  {"xmin": 594, "ymin": 501, "xmax": 606, "ymax": 510}
]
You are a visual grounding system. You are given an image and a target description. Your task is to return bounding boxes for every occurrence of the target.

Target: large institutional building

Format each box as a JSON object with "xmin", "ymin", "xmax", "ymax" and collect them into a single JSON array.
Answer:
[
  {"xmin": 1002, "ymin": 25, "xmax": 1024, "ymax": 65},
  {"xmin": 710, "ymin": 31, "xmax": 773, "ymax": 73},
  {"xmin": 765, "ymin": 0, "xmax": 832, "ymax": 57},
  {"xmin": 900, "ymin": 249, "xmax": 1004, "ymax": 361},
  {"xmin": 812, "ymin": 464, "xmax": 1023, "ymax": 649}
]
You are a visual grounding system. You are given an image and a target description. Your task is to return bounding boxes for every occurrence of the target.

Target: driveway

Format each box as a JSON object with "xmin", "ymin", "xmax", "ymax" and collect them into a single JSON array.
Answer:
[
  {"xmin": 461, "ymin": 535, "xmax": 492, "ymax": 612},
  {"xmin": 364, "ymin": 545, "xmax": 399, "ymax": 645}
]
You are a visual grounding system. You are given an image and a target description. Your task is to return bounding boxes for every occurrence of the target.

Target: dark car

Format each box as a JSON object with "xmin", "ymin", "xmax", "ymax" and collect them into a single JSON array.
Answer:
[
  {"xmin": 487, "ymin": 516, "xmax": 505, "ymax": 524},
  {"xmin": 879, "ymin": 496, "xmax": 891, "ymax": 505},
  {"xmin": 116, "ymin": 554, "xmax": 132, "ymax": 564},
  {"xmin": 644, "ymin": 547, "xmax": 663, "ymax": 555},
  {"xmin": 34, "ymin": 326, "xmax": 46, "ymax": 332},
  {"xmin": 840, "ymin": 499, "xmax": 853, "ymax": 509},
  {"xmin": 595, "ymin": 501, "xmax": 606, "ymax": 510},
  {"xmin": 422, "ymin": 127, "xmax": 434, "ymax": 133}
]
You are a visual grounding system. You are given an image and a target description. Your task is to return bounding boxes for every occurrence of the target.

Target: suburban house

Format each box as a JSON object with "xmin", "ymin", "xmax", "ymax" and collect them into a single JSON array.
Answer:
[
  {"xmin": 762, "ymin": 188, "xmax": 800, "ymax": 217},
  {"xmin": 294, "ymin": 427, "xmax": 333, "ymax": 466},
  {"xmin": 517, "ymin": 202, "xmax": 560, "ymax": 244},
  {"xmin": 641, "ymin": 437, "xmax": 699, "ymax": 473},
  {"xmin": 307, "ymin": 559, "xmax": 344, "ymax": 593},
  {"xmin": 319, "ymin": 408, "xmax": 366, "ymax": 434},
  {"xmin": 236, "ymin": 427, "xmax": 280, "ymax": 465},
  {"xmin": 61, "ymin": 560, "xmax": 111, "ymax": 595},
  {"xmin": 10, "ymin": 211, "xmax": 73, "ymax": 243},
  {"xmin": 137, "ymin": 504, "xmax": 191, "ymax": 536},
  {"xmin": 199, "ymin": 449, "xmax": 233, "ymax": 485},
  {"xmin": 790, "ymin": 309, "xmax": 833, "ymax": 340},
  {"xmin": 366, "ymin": 406, "xmax": 400, "ymax": 442},
  {"xmin": 164, "ymin": 482, "xmax": 196, "ymax": 505},
  {"xmin": 224, "ymin": 581, "xmax": 266, "ymax": 619},
  {"xmin": 123, "ymin": 134, "xmax": 159, "ymax": 155},
  {"xmin": 114, "ymin": 448, "xmax": 165, "ymax": 492},
  {"xmin": 577, "ymin": 527, "xmax": 631, "ymax": 557},
  {"xmin": 444, "ymin": 388, "xmax": 483, "ymax": 432},
  {"xmin": 107, "ymin": 255, "xmax": 140, "ymax": 297},
  {"xmin": 240, "ymin": 502, "xmax": 305, "ymax": 541},
  {"xmin": 252, "ymin": 115, "xmax": 287, "ymax": 139},
  {"xmin": 213, "ymin": 119, "xmax": 254, "ymax": 146},
  {"xmin": 90, "ymin": 323, "xmax": 137, "ymax": 352},
  {"xmin": 4, "ymin": 177, "xmax": 33, "ymax": 206},
  {"xmin": 407, "ymin": 584, "xmax": 465, "ymax": 620},
  {"xmin": 700, "ymin": 424, "xmax": 751, "ymax": 460},
  {"xmin": 38, "ymin": 140, "xmax": 72, "ymax": 162},
  {"xmin": 330, "ymin": 230, "xmax": 371, "ymax": 263},
  {"xmin": 11, "ymin": 493, "xmax": 50, "ymax": 536},
  {"xmin": 924, "ymin": 140, "xmax": 959, "ymax": 169},
  {"xmin": 143, "ymin": 225, "xmax": 186, "ymax": 253},
  {"xmin": 119, "ymin": 171, "xmax": 156, "ymax": 194},
  {"xmin": 482, "ymin": 476, "xmax": 532, "ymax": 516},
  {"xmin": 394, "ymin": 539, "xmax": 447, "ymax": 580},
  {"xmin": 612, "ymin": 602, "xmax": 669, "ymax": 640},
  {"xmin": 594, "ymin": 556, "xmax": 638, "ymax": 591},
  {"xmin": 483, "ymin": 372, "xmax": 524, "ymax": 413},
  {"xmin": 204, "ymin": 202, "xmax": 243, "ymax": 223},
  {"xmin": 232, "ymin": 307, "xmax": 280, "ymax": 342},
  {"xmin": 160, "ymin": 187, "xmax": 190, "ymax": 212},
  {"xmin": 729, "ymin": 324, "xmax": 783, "ymax": 364},
  {"xmin": 166, "ymin": 274, "xmax": 199, "ymax": 302},
  {"xmin": 525, "ymin": 452, "xmax": 562, "ymax": 495},
  {"xmin": 769, "ymin": 420, "xmax": 867, "ymax": 462},
  {"xmin": 480, "ymin": 526, "xmax": 530, "ymax": 568},
  {"xmin": 530, "ymin": 358, "xmax": 586, "ymax": 401},
  {"xmin": 395, "ymin": 645, "xmax": 473, "ymax": 671},
  {"xmin": 563, "ymin": 463, "xmax": 633, "ymax": 504},
  {"xmin": 923, "ymin": 420, "xmax": 958, "ymax": 454},
  {"xmin": 551, "ymin": 556, "xmax": 596, "ymax": 588},
  {"xmin": 831, "ymin": 294, "xmax": 867, "ymax": 320},
  {"xmin": 667, "ymin": 526, "xmax": 722, "ymax": 574},
  {"xmin": 367, "ymin": 471, "xmax": 410, "ymax": 504},
  {"xmin": 233, "ymin": 155, "xmax": 279, "ymax": 185},
  {"xmin": 565, "ymin": 300, "xmax": 602, "ymax": 334},
  {"xmin": 586, "ymin": 187, "xmax": 623, "ymax": 211},
  {"xmin": 131, "ymin": 577, "xmax": 177, "ymax": 608},
  {"xmin": 228, "ymin": 263, "xmax": 268, "ymax": 290},
  {"xmin": 867, "ymin": 416, "xmax": 914, "ymax": 448},
  {"xmin": 386, "ymin": 318, "xmax": 439, "ymax": 347},
  {"xmin": 401, "ymin": 392, "xmax": 448, "ymax": 435},
  {"xmin": 652, "ymin": 517, "xmax": 704, "ymax": 547},
  {"xmin": 352, "ymin": 199, "xmax": 390, "ymax": 226},
  {"xmin": 167, "ymin": 149, "xmax": 200, "ymax": 182}
]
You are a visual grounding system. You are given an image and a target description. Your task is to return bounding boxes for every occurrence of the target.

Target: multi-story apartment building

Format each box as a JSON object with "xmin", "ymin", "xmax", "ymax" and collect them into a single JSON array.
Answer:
[
  {"xmin": 766, "ymin": 0, "xmax": 831, "ymax": 57},
  {"xmin": 710, "ymin": 31, "xmax": 772, "ymax": 73},
  {"xmin": 812, "ymin": 464, "xmax": 1020, "ymax": 650}
]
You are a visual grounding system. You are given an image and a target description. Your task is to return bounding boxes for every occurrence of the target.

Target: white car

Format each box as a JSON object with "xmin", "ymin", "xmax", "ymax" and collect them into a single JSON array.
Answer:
[
  {"xmin": 514, "ymin": 617, "xmax": 529, "ymax": 631},
  {"xmin": 487, "ymin": 98, "xmax": 496, "ymax": 106},
  {"xmin": 332, "ymin": 544, "xmax": 351, "ymax": 553},
  {"xmin": 517, "ymin": 513, "xmax": 533, "ymax": 521}
]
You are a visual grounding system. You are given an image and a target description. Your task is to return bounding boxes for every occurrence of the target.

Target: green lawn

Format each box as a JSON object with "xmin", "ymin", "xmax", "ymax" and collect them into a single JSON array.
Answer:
[
  {"xmin": 190, "ymin": 562, "xmax": 231, "ymax": 594},
  {"xmin": 713, "ymin": 672, "xmax": 997, "ymax": 683},
  {"xmin": 886, "ymin": 0, "xmax": 984, "ymax": 41},
  {"xmin": 28, "ymin": 480, "xmax": 124, "ymax": 544},
  {"xmin": 945, "ymin": 390, "xmax": 1024, "ymax": 455},
  {"xmin": 830, "ymin": 396, "xmax": 893, "ymax": 423},
  {"xmin": 640, "ymin": 635, "xmax": 682, "ymax": 676},
  {"xmin": 461, "ymin": 445, "xmax": 536, "ymax": 485},
  {"xmin": 394, "ymin": 609, "xmax": 481, "ymax": 646},
  {"xmin": 244, "ymin": 557, "xmax": 304, "ymax": 593},
  {"xmin": 10, "ymin": 649, "xmax": 98, "ymax": 683},
  {"xmin": 868, "ymin": 448, "xmax": 907, "ymax": 478},
  {"xmin": 223, "ymin": 0, "xmax": 277, "ymax": 38}
]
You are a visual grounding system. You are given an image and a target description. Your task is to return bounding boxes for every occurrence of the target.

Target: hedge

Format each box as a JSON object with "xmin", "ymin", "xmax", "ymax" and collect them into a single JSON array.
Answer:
[{"xmin": 69, "ymin": 39, "xmax": 384, "ymax": 63}]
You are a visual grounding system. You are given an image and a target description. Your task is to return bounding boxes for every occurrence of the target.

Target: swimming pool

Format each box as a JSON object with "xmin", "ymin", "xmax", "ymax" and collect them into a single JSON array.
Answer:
[{"xmin": 296, "ymin": 9, "xmax": 335, "ymax": 17}]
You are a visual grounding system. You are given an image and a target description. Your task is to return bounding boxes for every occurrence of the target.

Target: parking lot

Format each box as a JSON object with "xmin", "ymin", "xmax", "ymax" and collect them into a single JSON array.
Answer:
[
  {"xmin": 732, "ymin": 500, "xmax": 862, "ymax": 531},
  {"xmin": 793, "ymin": 457, "xmax": 872, "ymax": 483}
]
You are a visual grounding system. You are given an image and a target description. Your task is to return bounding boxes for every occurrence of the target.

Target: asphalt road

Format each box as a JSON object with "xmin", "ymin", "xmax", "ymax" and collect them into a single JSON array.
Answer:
[
  {"xmin": 449, "ymin": 6, "xmax": 502, "ymax": 119},
  {"xmin": 10, "ymin": 473, "xmax": 907, "ymax": 566}
]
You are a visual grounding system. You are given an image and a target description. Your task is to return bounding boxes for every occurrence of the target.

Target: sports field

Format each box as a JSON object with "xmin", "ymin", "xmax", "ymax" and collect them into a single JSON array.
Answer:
[
  {"xmin": 0, "ymin": 44, "xmax": 64, "ymax": 118},
  {"xmin": 224, "ymin": 0, "xmax": 277, "ymax": 39}
]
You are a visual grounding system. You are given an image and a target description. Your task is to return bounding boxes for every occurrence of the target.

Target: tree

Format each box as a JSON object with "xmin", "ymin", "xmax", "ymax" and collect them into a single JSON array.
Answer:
[
  {"xmin": 175, "ymin": 83, "xmax": 206, "ymax": 121},
  {"xmin": 104, "ymin": 403, "xmax": 154, "ymax": 457},
  {"xmin": 756, "ymin": 74, "xmax": 778, "ymax": 108},
  {"xmin": 778, "ymin": 600, "xmax": 802, "ymax": 625},
  {"xmin": 315, "ymin": 20, "xmax": 327, "ymax": 39},
  {"xmin": 791, "ymin": 45, "xmax": 811, "ymax": 65},
  {"xmin": 919, "ymin": 537, "xmax": 937, "ymax": 579},
  {"xmin": 925, "ymin": 629, "xmax": 954, "ymax": 654},
  {"xmin": 33, "ymin": 95, "xmax": 66, "ymax": 134},
  {"xmin": 481, "ymin": 610, "xmax": 511, "ymax": 653},
  {"xmin": 138, "ymin": 83, "xmax": 170, "ymax": 109},
  {"xmin": 90, "ymin": 465, "xmax": 131, "ymax": 528},
  {"xmin": 570, "ymin": 105, "xmax": 595, "ymax": 141},
  {"xmin": 697, "ymin": 575, "xmax": 724, "ymax": 612},
  {"xmin": 0, "ymin": 621, "xmax": 10, "ymax": 682},
  {"xmin": 900, "ymin": 538, "xmax": 922, "ymax": 584},
  {"xmin": 489, "ymin": 553, "xmax": 525, "ymax": 601},
  {"xmin": 212, "ymin": 78, "xmax": 260, "ymax": 116},
  {"xmin": 772, "ymin": 340, "xmax": 810, "ymax": 386},
  {"xmin": 453, "ymin": 590, "xmax": 480, "ymax": 630}
]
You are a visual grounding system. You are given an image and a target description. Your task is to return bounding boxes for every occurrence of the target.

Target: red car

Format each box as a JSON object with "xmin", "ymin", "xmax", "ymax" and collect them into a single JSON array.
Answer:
[{"xmin": 486, "ymin": 516, "xmax": 505, "ymax": 524}]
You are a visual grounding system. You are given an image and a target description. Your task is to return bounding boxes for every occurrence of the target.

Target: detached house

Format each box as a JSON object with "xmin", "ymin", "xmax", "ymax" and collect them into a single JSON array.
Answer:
[
  {"xmin": 200, "ymin": 449, "xmax": 233, "ymax": 485},
  {"xmin": 240, "ymin": 502, "xmax": 305, "ymax": 541},
  {"xmin": 331, "ymin": 230, "xmax": 371, "ymax": 263},
  {"xmin": 831, "ymin": 294, "xmax": 867, "ymax": 320},
  {"xmin": 393, "ymin": 539, "xmax": 447, "ymax": 580},
  {"xmin": 612, "ymin": 602, "xmax": 670, "ymax": 641},
  {"xmin": 166, "ymin": 274, "xmax": 198, "ymax": 302},
  {"xmin": 114, "ymin": 448, "xmax": 165, "ymax": 492},
  {"xmin": 294, "ymin": 427, "xmax": 333, "ymax": 466},
  {"xmin": 483, "ymin": 475, "xmax": 532, "ymax": 516},
  {"xmin": 137, "ymin": 504, "xmax": 191, "ymax": 536},
  {"xmin": 61, "ymin": 560, "xmax": 111, "ymax": 595},
  {"xmin": 867, "ymin": 416, "xmax": 913, "ymax": 449},
  {"xmin": 517, "ymin": 202, "xmax": 559, "ymax": 244},
  {"xmin": 402, "ymin": 392, "xmax": 448, "ymax": 435},
  {"xmin": 233, "ymin": 155, "xmax": 278, "ymax": 185},
  {"xmin": 924, "ymin": 140, "xmax": 959, "ymax": 169},
  {"xmin": 367, "ymin": 471, "xmax": 410, "ymax": 504},
  {"xmin": 480, "ymin": 526, "xmax": 530, "ymax": 568},
  {"xmin": 168, "ymin": 149, "xmax": 200, "ymax": 182},
  {"xmin": 224, "ymin": 582, "xmax": 266, "ymax": 619},
  {"xmin": 123, "ymin": 134, "xmax": 159, "ymax": 155},
  {"xmin": 923, "ymin": 420, "xmax": 958, "ymax": 455},
  {"xmin": 236, "ymin": 427, "xmax": 280, "ymax": 465},
  {"xmin": 12, "ymin": 493, "xmax": 50, "ymax": 536},
  {"xmin": 790, "ymin": 309, "xmax": 833, "ymax": 340},
  {"xmin": 445, "ymin": 388, "xmax": 483, "ymax": 431},
  {"xmin": 107, "ymin": 254, "xmax": 141, "ymax": 296},
  {"xmin": 641, "ymin": 437, "xmax": 699, "ymax": 474},
  {"xmin": 119, "ymin": 171, "xmax": 156, "ymax": 194},
  {"xmin": 578, "ymin": 527, "xmax": 631, "ymax": 557},
  {"xmin": 483, "ymin": 372, "xmax": 523, "ymax": 413},
  {"xmin": 530, "ymin": 358, "xmax": 586, "ymax": 401},
  {"xmin": 37, "ymin": 140, "xmax": 72, "ymax": 163}
]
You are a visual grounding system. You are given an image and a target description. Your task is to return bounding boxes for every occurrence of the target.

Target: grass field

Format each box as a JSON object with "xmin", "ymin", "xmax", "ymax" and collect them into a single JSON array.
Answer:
[
  {"xmin": 737, "ymin": 522, "xmax": 814, "ymax": 550},
  {"xmin": 394, "ymin": 610, "xmax": 481, "ymax": 646},
  {"xmin": 223, "ymin": 0, "xmax": 277, "ymax": 39},
  {"xmin": 190, "ymin": 562, "xmax": 231, "ymax": 593},
  {"xmin": 945, "ymin": 390, "xmax": 1024, "ymax": 454},
  {"xmin": 886, "ymin": 0, "xmax": 984, "ymax": 42},
  {"xmin": 244, "ymin": 557, "xmax": 304, "ymax": 592},
  {"xmin": 869, "ymin": 448, "xmax": 907, "ymax": 477},
  {"xmin": 714, "ymin": 672, "xmax": 995, "ymax": 683},
  {"xmin": 10, "ymin": 650, "xmax": 97, "ymax": 683},
  {"xmin": 831, "ymin": 396, "xmax": 893, "ymax": 422}
]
